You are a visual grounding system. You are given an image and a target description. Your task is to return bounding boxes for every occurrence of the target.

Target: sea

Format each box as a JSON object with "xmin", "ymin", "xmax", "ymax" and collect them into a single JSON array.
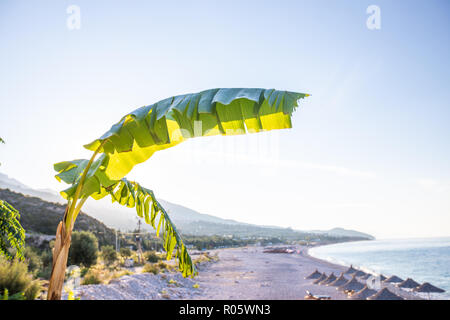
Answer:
[{"xmin": 308, "ymin": 237, "xmax": 450, "ymax": 299}]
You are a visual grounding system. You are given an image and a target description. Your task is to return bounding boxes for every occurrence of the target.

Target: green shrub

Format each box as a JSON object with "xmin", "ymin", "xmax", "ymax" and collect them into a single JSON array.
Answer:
[
  {"xmin": 101, "ymin": 245, "xmax": 117, "ymax": 266},
  {"xmin": 157, "ymin": 261, "xmax": 168, "ymax": 271},
  {"xmin": 24, "ymin": 280, "xmax": 42, "ymax": 300},
  {"xmin": 68, "ymin": 231, "xmax": 98, "ymax": 267},
  {"xmin": 0, "ymin": 256, "xmax": 42, "ymax": 300},
  {"xmin": 81, "ymin": 269, "xmax": 102, "ymax": 285},
  {"xmin": 23, "ymin": 247, "xmax": 42, "ymax": 275},
  {"xmin": 142, "ymin": 263, "xmax": 159, "ymax": 275},
  {"xmin": 37, "ymin": 249, "xmax": 53, "ymax": 279},
  {"xmin": 144, "ymin": 250, "xmax": 160, "ymax": 263},
  {"xmin": 120, "ymin": 247, "xmax": 132, "ymax": 258},
  {"xmin": 0, "ymin": 288, "xmax": 25, "ymax": 300},
  {"xmin": 80, "ymin": 267, "xmax": 89, "ymax": 278}
]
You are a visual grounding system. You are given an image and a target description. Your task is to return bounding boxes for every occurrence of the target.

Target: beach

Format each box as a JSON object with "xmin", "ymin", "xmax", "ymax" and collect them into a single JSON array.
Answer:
[
  {"xmin": 191, "ymin": 246, "xmax": 421, "ymax": 300},
  {"xmin": 70, "ymin": 245, "xmax": 423, "ymax": 300}
]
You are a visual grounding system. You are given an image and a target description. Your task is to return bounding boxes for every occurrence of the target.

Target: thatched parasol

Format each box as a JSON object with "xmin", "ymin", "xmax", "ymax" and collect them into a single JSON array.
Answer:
[
  {"xmin": 354, "ymin": 270, "xmax": 367, "ymax": 277},
  {"xmin": 338, "ymin": 275, "xmax": 365, "ymax": 293},
  {"xmin": 329, "ymin": 273, "xmax": 349, "ymax": 287},
  {"xmin": 344, "ymin": 265, "xmax": 357, "ymax": 275},
  {"xmin": 350, "ymin": 285, "xmax": 378, "ymax": 300},
  {"xmin": 313, "ymin": 273, "xmax": 327, "ymax": 284},
  {"xmin": 383, "ymin": 275, "xmax": 403, "ymax": 283},
  {"xmin": 397, "ymin": 278, "xmax": 420, "ymax": 289},
  {"xmin": 359, "ymin": 273, "xmax": 372, "ymax": 280},
  {"xmin": 413, "ymin": 282, "xmax": 445, "ymax": 293},
  {"xmin": 367, "ymin": 287, "xmax": 404, "ymax": 300},
  {"xmin": 413, "ymin": 282, "xmax": 445, "ymax": 299},
  {"xmin": 319, "ymin": 273, "xmax": 337, "ymax": 285},
  {"xmin": 305, "ymin": 269, "xmax": 322, "ymax": 280}
]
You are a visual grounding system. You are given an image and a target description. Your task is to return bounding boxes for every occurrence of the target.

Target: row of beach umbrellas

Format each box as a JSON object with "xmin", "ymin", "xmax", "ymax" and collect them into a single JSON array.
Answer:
[{"xmin": 305, "ymin": 265, "xmax": 445, "ymax": 300}]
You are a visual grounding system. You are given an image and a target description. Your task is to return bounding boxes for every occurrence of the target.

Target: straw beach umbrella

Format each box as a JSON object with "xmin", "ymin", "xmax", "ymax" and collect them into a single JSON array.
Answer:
[
  {"xmin": 383, "ymin": 275, "xmax": 403, "ymax": 284},
  {"xmin": 359, "ymin": 273, "xmax": 372, "ymax": 280},
  {"xmin": 344, "ymin": 265, "xmax": 357, "ymax": 275},
  {"xmin": 354, "ymin": 270, "xmax": 367, "ymax": 278},
  {"xmin": 305, "ymin": 269, "xmax": 322, "ymax": 280},
  {"xmin": 397, "ymin": 278, "xmax": 420, "ymax": 289},
  {"xmin": 313, "ymin": 273, "xmax": 327, "ymax": 284},
  {"xmin": 338, "ymin": 275, "xmax": 365, "ymax": 293},
  {"xmin": 329, "ymin": 273, "xmax": 349, "ymax": 287},
  {"xmin": 413, "ymin": 282, "xmax": 445, "ymax": 299},
  {"xmin": 350, "ymin": 285, "xmax": 378, "ymax": 300},
  {"xmin": 367, "ymin": 287, "xmax": 404, "ymax": 300},
  {"xmin": 319, "ymin": 273, "xmax": 337, "ymax": 285},
  {"xmin": 413, "ymin": 282, "xmax": 445, "ymax": 293}
]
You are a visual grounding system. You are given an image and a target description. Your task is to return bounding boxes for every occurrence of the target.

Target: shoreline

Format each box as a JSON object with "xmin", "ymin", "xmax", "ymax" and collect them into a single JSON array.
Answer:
[
  {"xmin": 67, "ymin": 245, "xmax": 428, "ymax": 300},
  {"xmin": 302, "ymin": 243, "xmax": 427, "ymax": 300}
]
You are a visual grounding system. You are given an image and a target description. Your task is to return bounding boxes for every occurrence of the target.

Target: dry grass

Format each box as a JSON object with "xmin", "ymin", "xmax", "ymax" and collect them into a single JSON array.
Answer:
[{"xmin": 81, "ymin": 264, "xmax": 134, "ymax": 285}]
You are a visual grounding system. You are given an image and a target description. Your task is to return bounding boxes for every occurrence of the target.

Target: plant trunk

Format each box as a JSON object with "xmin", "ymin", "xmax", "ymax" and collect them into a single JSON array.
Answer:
[{"xmin": 47, "ymin": 219, "xmax": 73, "ymax": 300}]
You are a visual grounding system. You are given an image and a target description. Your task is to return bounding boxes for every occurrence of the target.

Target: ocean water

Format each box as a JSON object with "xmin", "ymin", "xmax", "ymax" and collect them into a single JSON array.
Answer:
[{"xmin": 309, "ymin": 237, "xmax": 450, "ymax": 299}]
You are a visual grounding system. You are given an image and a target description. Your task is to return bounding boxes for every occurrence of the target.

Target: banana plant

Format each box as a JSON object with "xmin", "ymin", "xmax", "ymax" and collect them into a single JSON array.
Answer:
[{"xmin": 48, "ymin": 88, "xmax": 309, "ymax": 299}]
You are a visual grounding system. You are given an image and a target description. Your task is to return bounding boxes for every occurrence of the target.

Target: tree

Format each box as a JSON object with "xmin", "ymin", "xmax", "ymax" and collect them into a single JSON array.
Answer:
[
  {"xmin": 68, "ymin": 231, "xmax": 98, "ymax": 267},
  {"xmin": 119, "ymin": 247, "xmax": 132, "ymax": 258},
  {"xmin": 48, "ymin": 88, "xmax": 309, "ymax": 299},
  {"xmin": 100, "ymin": 245, "xmax": 117, "ymax": 265},
  {"xmin": 0, "ymin": 138, "xmax": 25, "ymax": 260}
]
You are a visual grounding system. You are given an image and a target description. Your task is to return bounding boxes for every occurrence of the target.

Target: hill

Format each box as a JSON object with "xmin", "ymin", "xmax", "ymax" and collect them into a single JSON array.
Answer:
[
  {"xmin": 0, "ymin": 188, "xmax": 115, "ymax": 246},
  {"xmin": 324, "ymin": 227, "xmax": 375, "ymax": 240},
  {"xmin": 0, "ymin": 172, "xmax": 374, "ymax": 241}
]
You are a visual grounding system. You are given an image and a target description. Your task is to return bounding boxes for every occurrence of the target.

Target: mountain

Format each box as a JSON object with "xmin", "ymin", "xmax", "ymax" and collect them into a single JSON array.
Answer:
[
  {"xmin": 0, "ymin": 172, "xmax": 374, "ymax": 241},
  {"xmin": 0, "ymin": 188, "xmax": 115, "ymax": 246},
  {"xmin": 325, "ymin": 227, "xmax": 375, "ymax": 240},
  {"xmin": 0, "ymin": 172, "xmax": 64, "ymax": 204}
]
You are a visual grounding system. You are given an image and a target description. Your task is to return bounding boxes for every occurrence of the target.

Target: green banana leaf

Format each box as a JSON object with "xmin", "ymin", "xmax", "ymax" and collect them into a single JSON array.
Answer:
[
  {"xmin": 53, "ymin": 87, "xmax": 308, "ymax": 278},
  {"xmin": 84, "ymin": 88, "xmax": 308, "ymax": 180}
]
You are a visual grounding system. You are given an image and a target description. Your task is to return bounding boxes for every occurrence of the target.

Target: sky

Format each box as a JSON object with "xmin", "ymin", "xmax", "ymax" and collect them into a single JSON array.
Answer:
[{"xmin": 0, "ymin": 0, "xmax": 449, "ymax": 239}]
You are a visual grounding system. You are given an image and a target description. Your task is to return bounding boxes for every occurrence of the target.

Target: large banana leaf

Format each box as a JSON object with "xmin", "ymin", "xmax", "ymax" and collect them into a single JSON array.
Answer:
[
  {"xmin": 84, "ymin": 88, "xmax": 308, "ymax": 181},
  {"xmin": 53, "ymin": 87, "xmax": 308, "ymax": 278}
]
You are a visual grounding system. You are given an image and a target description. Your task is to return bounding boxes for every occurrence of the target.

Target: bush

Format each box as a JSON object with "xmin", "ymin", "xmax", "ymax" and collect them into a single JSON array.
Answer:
[
  {"xmin": 156, "ymin": 261, "xmax": 168, "ymax": 271},
  {"xmin": 69, "ymin": 231, "xmax": 98, "ymax": 267},
  {"xmin": 120, "ymin": 247, "xmax": 132, "ymax": 258},
  {"xmin": 0, "ymin": 256, "xmax": 42, "ymax": 300},
  {"xmin": 23, "ymin": 247, "xmax": 42, "ymax": 275},
  {"xmin": 37, "ymin": 249, "xmax": 53, "ymax": 279},
  {"xmin": 81, "ymin": 269, "xmax": 102, "ymax": 285},
  {"xmin": 144, "ymin": 250, "xmax": 160, "ymax": 263},
  {"xmin": 142, "ymin": 263, "xmax": 159, "ymax": 275},
  {"xmin": 101, "ymin": 245, "xmax": 117, "ymax": 266}
]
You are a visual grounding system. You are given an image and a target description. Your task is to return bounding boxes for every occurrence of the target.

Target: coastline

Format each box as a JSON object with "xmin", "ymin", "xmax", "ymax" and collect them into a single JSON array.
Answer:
[
  {"xmin": 67, "ymin": 245, "xmax": 426, "ymax": 300},
  {"xmin": 303, "ymin": 243, "xmax": 426, "ymax": 300}
]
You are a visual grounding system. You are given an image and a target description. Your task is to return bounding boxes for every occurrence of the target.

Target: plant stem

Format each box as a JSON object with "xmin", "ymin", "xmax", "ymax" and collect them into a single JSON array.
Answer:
[{"xmin": 64, "ymin": 141, "xmax": 106, "ymax": 231}]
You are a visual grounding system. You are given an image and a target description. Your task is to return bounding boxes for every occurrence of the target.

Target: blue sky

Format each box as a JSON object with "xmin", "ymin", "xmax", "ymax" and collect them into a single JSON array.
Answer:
[{"xmin": 1, "ymin": 0, "xmax": 449, "ymax": 238}]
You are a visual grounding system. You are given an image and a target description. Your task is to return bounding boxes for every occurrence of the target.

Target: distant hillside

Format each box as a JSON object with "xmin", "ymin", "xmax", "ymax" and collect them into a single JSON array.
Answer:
[
  {"xmin": 326, "ymin": 227, "xmax": 375, "ymax": 240},
  {"xmin": 0, "ymin": 173, "xmax": 374, "ymax": 241},
  {"xmin": 0, "ymin": 172, "xmax": 64, "ymax": 204},
  {"xmin": 308, "ymin": 227, "xmax": 375, "ymax": 240},
  {"xmin": 0, "ymin": 188, "xmax": 115, "ymax": 246}
]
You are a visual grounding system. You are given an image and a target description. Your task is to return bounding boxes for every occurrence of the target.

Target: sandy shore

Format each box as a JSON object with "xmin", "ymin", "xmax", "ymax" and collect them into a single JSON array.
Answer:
[
  {"xmin": 192, "ymin": 245, "xmax": 422, "ymax": 300},
  {"xmin": 68, "ymin": 245, "xmax": 423, "ymax": 300}
]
